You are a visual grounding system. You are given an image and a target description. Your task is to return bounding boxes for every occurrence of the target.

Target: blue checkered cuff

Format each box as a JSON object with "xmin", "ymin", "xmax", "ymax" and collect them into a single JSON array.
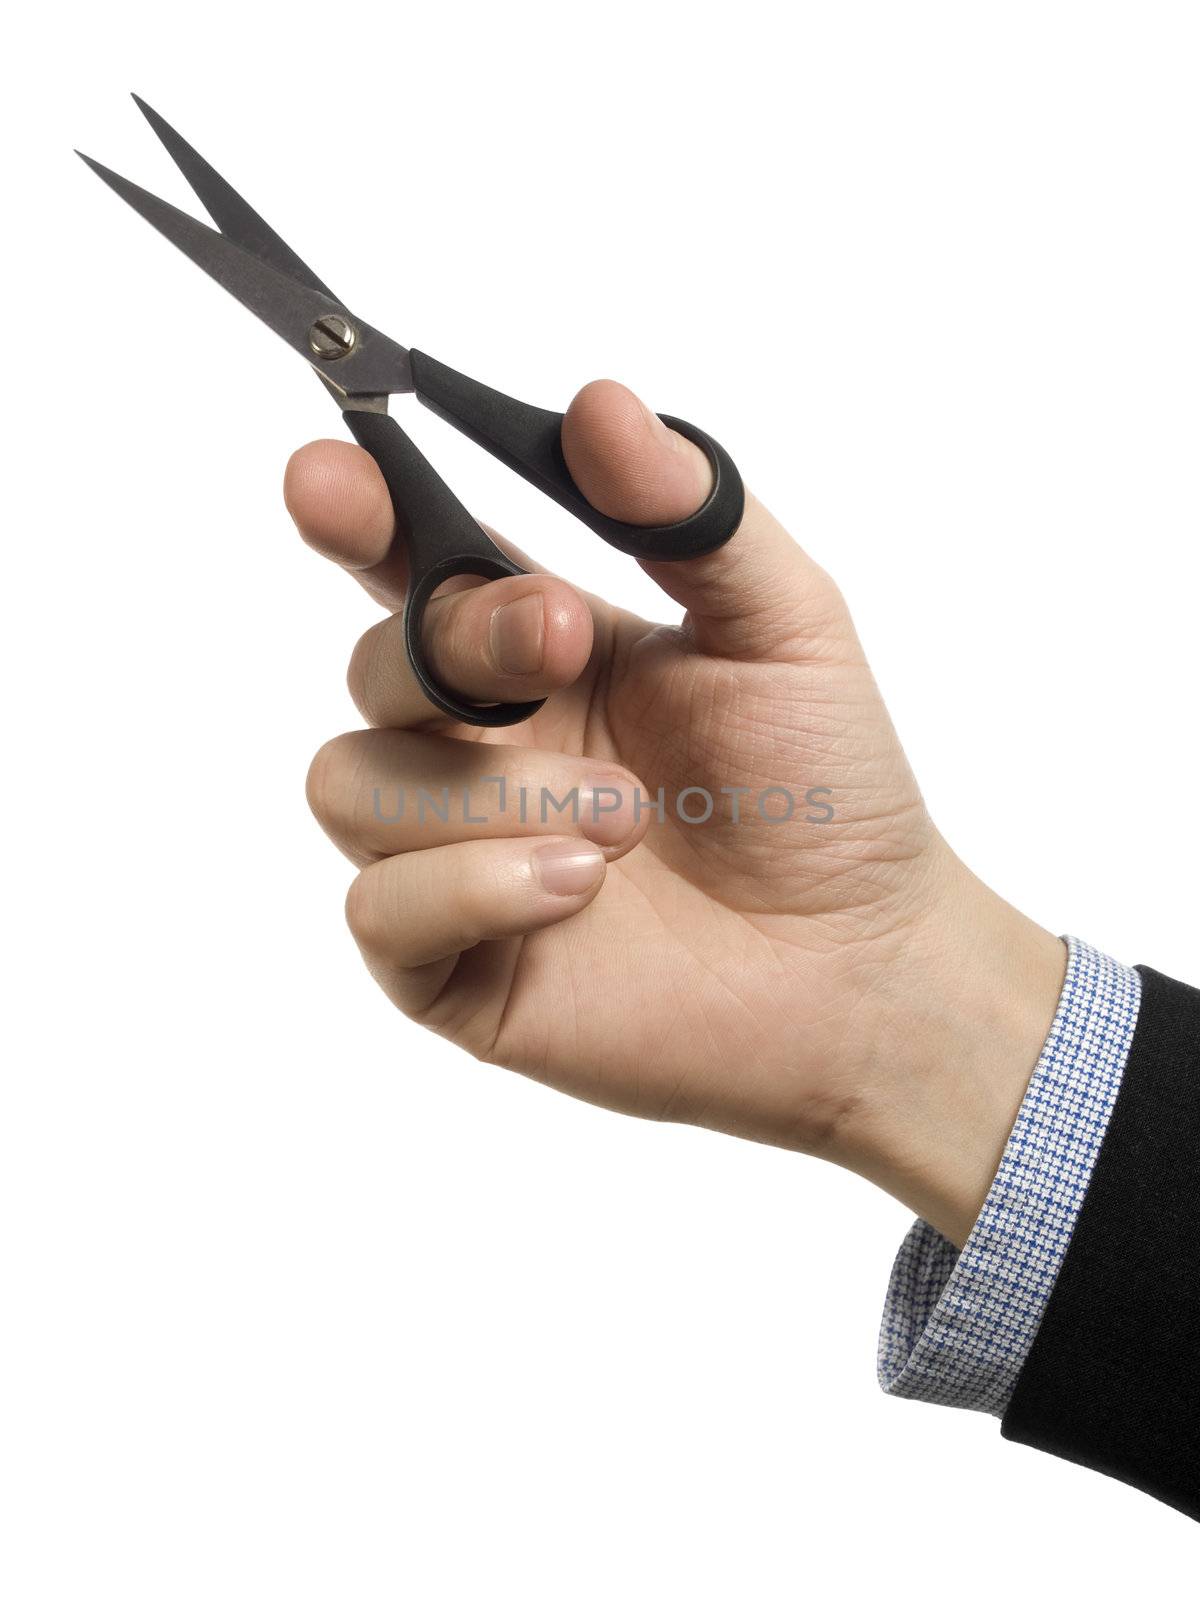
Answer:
[{"xmin": 877, "ymin": 937, "xmax": 1142, "ymax": 1416}]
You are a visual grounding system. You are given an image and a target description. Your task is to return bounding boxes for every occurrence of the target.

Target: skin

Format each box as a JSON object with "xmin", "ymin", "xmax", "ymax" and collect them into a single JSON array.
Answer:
[{"xmin": 285, "ymin": 379, "xmax": 1066, "ymax": 1249}]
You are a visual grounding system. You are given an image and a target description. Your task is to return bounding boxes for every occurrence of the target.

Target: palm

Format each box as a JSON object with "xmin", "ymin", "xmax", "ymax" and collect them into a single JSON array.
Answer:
[{"xmin": 428, "ymin": 594, "xmax": 937, "ymax": 1138}]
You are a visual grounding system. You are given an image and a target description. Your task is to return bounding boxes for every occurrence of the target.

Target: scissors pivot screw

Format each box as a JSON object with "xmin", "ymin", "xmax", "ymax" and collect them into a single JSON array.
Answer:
[{"xmin": 308, "ymin": 314, "xmax": 357, "ymax": 359}]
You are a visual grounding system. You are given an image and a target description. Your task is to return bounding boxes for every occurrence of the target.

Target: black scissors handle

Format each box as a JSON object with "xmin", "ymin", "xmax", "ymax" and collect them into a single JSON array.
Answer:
[
  {"xmin": 346, "ymin": 356, "xmax": 744, "ymax": 727},
  {"xmin": 409, "ymin": 351, "xmax": 745, "ymax": 563},
  {"xmin": 344, "ymin": 409, "xmax": 545, "ymax": 727}
]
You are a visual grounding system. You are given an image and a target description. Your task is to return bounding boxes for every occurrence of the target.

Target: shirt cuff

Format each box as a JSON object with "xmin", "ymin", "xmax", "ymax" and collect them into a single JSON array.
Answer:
[{"xmin": 876, "ymin": 936, "xmax": 1142, "ymax": 1416}]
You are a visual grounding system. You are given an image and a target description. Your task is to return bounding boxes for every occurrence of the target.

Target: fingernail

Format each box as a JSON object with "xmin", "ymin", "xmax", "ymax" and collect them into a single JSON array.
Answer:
[
  {"xmin": 640, "ymin": 401, "xmax": 713, "ymax": 499},
  {"xmin": 533, "ymin": 839, "xmax": 606, "ymax": 897},
  {"xmin": 490, "ymin": 593, "xmax": 545, "ymax": 675},
  {"xmin": 640, "ymin": 399, "xmax": 672, "ymax": 443},
  {"xmin": 579, "ymin": 778, "xmax": 642, "ymax": 848},
  {"xmin": 641, "ymin": 400, "xmax": 689, "ymax": 459}
]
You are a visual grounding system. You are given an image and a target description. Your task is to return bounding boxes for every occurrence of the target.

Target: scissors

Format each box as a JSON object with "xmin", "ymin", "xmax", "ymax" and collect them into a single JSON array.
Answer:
[{"xmin": 78, "ymin": 97, "xmax": 745, "ymax": 727}]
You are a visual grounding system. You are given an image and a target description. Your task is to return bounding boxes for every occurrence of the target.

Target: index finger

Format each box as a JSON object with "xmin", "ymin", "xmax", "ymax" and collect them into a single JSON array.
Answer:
[{"xmin": 285, "ymin": 438, "xmax": 549, "ymax": 612}]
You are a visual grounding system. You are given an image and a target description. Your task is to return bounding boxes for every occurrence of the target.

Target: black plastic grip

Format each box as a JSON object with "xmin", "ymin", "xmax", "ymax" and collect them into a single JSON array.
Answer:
[
  {"xmin": 343, "ymin": 409, "xmax": 545, "ymax": 728},
  {"xmin": 409, "ymin": 349, "xmax": 744, "ymax": 562}
]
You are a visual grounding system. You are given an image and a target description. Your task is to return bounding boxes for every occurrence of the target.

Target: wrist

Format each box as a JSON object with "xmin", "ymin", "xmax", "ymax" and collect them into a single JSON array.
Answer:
[{"xmin": 837, "ymin": 852, "xmax": 1068, "ymax": 1247}]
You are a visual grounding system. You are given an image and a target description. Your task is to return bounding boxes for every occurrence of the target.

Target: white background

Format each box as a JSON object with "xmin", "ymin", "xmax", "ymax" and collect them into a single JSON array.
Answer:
[{"xmin": 4, "ymin": 2, "xmax": 1198, "ymax": 1593}]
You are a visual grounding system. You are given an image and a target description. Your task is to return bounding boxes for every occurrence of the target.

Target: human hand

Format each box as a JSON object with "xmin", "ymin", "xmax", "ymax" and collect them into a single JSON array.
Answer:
[{"xmin": 286, "ymin": 381, "xmax": 1065, "ymax": 1246}]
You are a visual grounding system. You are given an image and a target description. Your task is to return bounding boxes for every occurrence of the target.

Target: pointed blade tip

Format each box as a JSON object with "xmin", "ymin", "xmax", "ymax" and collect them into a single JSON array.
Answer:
[{"xmin": 75, "ymin": 151, "xmax": 128, "ymax": 189}]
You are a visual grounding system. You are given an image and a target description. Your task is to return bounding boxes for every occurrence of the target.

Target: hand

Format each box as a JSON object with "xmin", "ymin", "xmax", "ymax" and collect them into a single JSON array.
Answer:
[{"xmin": 285, "ymin": 381, "xmax": 1066, "ymax": 1247}]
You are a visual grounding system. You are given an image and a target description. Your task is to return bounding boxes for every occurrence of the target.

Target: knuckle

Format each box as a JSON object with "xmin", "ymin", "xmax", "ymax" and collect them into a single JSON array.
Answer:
[
  {"xmin": 768, "ymin": 560, "xmax": 855, "ymax": 657},
  {"xmin": 305, "ymin": 731, "xmax": 366, "ymax": 829},
  {"xmin": 420, "ymin": 590, "xmax": 476, "ymax": 686},
  {"xmin": 344, "ymin": 869, "xmax": 384, "ymax": 952},
  {"xmin": 808, "ymin": 561, "xmax": 849, "ymax": 620},
  {"xmin": 807, "ymin": 568, "xmax": 857, "ymax": 649},
  {"xmin": 346, "ymin": 618, "xmax": 393, "ymax": 726}
]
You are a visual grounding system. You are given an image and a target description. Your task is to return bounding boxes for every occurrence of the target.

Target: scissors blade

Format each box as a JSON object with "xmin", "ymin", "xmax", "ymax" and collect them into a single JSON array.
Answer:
[
  {"xmin": 77, "ymin": 152, "xmax": 413, "ymax": 399},
  {"xmin": 130, "ymin": 94, "xmax": 338, "ymax": 301}
]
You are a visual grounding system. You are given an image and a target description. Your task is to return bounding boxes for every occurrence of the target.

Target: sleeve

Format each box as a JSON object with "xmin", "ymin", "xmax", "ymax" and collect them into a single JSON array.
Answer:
[
  {"xmin": 878, "ymin": 937, "xmax": 1142, "ymax": 1417},
  {"xmin": 1000, "ymin": 964, "xmax": 1200, "ymax": 1520}
]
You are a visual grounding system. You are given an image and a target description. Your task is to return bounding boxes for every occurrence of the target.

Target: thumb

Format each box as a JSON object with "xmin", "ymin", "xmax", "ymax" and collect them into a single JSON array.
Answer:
[{"xmin": 561, "ymin": 380, "xmax": 851, "ymax": 661}]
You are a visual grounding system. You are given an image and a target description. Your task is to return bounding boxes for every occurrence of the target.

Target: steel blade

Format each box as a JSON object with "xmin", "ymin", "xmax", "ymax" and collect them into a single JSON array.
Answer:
[
  {"xmin": 77, "ymin": 152, "xmax": 412, "ymax": 398},
  {"xmin": 130, "ymin": 94, "xmax": 338, "ymax": 300}
]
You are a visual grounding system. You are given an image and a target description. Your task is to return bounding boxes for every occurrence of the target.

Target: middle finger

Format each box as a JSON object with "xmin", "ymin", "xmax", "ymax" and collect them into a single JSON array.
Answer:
[
  {"xmin": 348, "ymin": 574, "xmax": 596, "ymax": 730},
  {"xmin": 307, "ymin": 730, "xmax": 647, "ymax": 865}
]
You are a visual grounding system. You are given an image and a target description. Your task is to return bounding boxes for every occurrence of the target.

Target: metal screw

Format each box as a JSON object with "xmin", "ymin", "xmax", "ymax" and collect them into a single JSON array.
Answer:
[{"xmin": 308, "ymin": 314, "xmax": 357, "ymax": 360}]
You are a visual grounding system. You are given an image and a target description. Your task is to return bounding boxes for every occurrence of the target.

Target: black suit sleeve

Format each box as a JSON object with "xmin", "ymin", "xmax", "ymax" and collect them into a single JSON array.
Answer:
[{"xmin": 1001, "ymin": 965, "xmax": 1200, "ymax": 1519}]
